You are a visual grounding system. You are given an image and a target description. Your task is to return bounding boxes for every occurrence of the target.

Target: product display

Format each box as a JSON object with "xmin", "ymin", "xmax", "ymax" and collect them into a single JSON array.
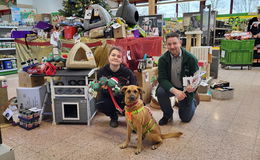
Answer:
[{"xmin": 0, "ymin": 1, "xmax": 259, "ymax": 159}]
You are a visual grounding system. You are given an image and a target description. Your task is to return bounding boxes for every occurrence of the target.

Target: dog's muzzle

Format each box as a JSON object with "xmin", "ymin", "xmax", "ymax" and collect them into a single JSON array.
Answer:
[{"xmin": 128, "ymin": 95, "xmax": 136, "ymax": 102}]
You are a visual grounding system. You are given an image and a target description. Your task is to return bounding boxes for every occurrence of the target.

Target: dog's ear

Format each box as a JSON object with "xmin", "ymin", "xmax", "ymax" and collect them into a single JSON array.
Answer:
[
  {"xmin": 121, "ymin": 86, "xmax": 128, "ymax": 93},
  {"xmin": 137, "ymin": 86, "xmax": 143, "ymax": 95}
]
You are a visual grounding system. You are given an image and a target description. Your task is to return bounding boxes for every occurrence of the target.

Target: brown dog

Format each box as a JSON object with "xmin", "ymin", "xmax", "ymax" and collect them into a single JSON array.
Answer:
[{"xmin": 119, "ymin": 85, "xmax": 183, "ymax": 155}]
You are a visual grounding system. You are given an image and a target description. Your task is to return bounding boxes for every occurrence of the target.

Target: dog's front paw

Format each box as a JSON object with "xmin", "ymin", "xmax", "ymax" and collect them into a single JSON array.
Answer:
[
  {"xmin": 119, "ymin": 142, "xmax": 128, "ymax": 149},
  {"xmin": 135, "ymin": 148, "xmax": 141, "ymax": 155}
]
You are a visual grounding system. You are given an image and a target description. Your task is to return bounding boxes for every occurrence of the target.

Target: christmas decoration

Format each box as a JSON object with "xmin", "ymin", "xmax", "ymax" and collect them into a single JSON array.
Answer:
[
  {"xmin": 107, "ymin": 77, "xmax": 121, "ymax": 94},
  {"xmin": 107, "ymin": 77, "xmax": 118, "ymax": 88},
  {"xmin": 59, "ymin": 0, "xmax": 111, "ymax": 18}
]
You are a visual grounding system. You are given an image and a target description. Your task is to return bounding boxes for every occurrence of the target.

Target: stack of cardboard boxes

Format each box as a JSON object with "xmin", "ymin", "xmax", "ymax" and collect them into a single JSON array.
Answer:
[
  {"xmin": 34, "ymin": 14, "xmax": 52, "ymax": 23},
  {"xmin": 33, "ymin": 13, "xmax": 65, "ymax": 26},
  {"xmin": 134, "ymin": 67, "xmax": 158, "ymax": 104},
  {"xmin": 17, "ymin": 72, "xmax": 46, "ymax": 110},
  {"xmin": 191, "ymin": 46, "xmax": 213, "ymax": 101}
]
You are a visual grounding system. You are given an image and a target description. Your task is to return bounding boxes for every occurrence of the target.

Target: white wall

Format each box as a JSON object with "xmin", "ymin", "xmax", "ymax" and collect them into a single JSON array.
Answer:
[
  {"xmin": 107, "ymin": 0, "xmax": 118, "ymax": 8},
  {"xmin": 33, "ymin": 0, "xmax": 63, "ymax": 14},
  {"xmin": 17, "ymin": 0, "xmax": 33, "ymax": 5}
]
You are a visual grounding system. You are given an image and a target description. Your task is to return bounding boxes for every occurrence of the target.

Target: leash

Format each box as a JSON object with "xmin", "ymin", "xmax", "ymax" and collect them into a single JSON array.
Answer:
[{"xmin": 107, "ymin": 87, "xmax": 124, "ymax": 113}]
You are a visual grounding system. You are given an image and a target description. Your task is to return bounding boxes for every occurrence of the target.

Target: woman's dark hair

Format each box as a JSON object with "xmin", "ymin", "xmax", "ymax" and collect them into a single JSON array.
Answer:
[{"xmin": 109, "ymin": 46, "xmax": 123, "ymax": 55}]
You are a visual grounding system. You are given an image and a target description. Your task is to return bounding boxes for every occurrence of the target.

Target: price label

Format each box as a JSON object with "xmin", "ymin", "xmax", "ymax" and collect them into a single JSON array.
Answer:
[{"xmin": 84, "ymin": 9, "xmax": 92, "ymax": 19}]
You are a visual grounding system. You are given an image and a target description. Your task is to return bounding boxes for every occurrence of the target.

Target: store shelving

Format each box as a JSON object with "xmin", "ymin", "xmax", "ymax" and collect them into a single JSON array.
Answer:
[
  {"xmin": 0, "ymin": 26, "xmax": 18, "ymax": 29},
  {"xmin": 0, "ymin": 38, "xmax": 14, "ymax": 40},
  {"xmin": 0, "ymin": 58, "xmax": 16, "ymax": 61},
  {"xmin": 0, "ymin": 68, "xmax": 17, "ymax": 73},
  {"xmin": 0, "ymin": 48, "xmax": 16, "ymax": 51},
  {"xmin": 0, "ymin": 25, "xmax": 17, "ymax": 75}
]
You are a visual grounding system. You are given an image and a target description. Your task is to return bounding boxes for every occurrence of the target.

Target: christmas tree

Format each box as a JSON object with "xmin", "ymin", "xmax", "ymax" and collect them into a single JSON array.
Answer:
[{"xmin": 58, "ymin": 0, "xmax": 110, "ymax": 18}]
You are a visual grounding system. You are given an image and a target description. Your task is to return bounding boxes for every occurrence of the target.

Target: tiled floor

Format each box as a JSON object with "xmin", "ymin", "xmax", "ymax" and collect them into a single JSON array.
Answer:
[{"xmin": 1, "ymin": 67, "xmax": 260, "ymax": 160}]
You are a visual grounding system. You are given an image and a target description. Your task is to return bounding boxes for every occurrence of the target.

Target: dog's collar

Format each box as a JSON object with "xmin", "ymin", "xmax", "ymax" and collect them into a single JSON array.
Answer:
[
  {"xmin": 126, "ymin": 101, "xmax": 139, "ymax": 108},
  {"xmin": 125, "ymin": 106, "xmax": 144, "ymax": 121}
]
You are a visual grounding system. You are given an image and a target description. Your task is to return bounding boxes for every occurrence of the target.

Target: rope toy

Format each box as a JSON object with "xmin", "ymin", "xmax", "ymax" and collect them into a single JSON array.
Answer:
[{"xmin": 89, "ymin": 77, "xmax": 122, "ymax": 113}]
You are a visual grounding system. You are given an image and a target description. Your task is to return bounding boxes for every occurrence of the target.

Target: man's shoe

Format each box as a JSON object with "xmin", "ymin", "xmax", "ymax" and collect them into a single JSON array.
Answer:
[
  {"xmin": 110, "ymin": 118, "xmax": 119, "ymax": 128},
  {"xmin": 159, "ymin": 116, "xmax": 173, "ymax": 126}
]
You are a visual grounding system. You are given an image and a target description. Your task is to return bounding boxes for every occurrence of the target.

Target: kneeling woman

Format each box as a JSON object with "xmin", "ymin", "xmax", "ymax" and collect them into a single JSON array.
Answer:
[{"xmin": 96, "ymin": 46, "xmax": 137, "ymax": 128}]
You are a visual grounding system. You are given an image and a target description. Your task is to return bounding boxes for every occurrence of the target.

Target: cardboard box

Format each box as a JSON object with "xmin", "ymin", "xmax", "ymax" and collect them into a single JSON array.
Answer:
[
  {"xmin": 208, "ymin": 53, "xmax": 212, "ymax": 63},
  {"xmin": 17, "ymin": 85, "xmax": 47, "ymax": 109},
  {"xmin": 34, "ymin": 14, "xmax": 52, "ymax": 23},
  {"xmin": 206, "ymin": 63, "xmax": 211, "ymax": 79},
  {"xmin": 18, "ymin": 72, "xmax": 45, "ymax": 88},
  {"xmin": 198, "ymin": 93, "xmax": 212, "ymax": 101},
  {"xmin": 0, "ymin": 78, "xmax": 8, "ymax": 124},
  {"xmin": 0, "ymin": 144, "xmax": 15, "ymax": 160},
  {"xmin": 197, "ymin": 85, "xmax": 208, "ymax": 94},
  {"xmin": 0, "ymin": 104, "xmax": 8, "ymax": 124},
  {"xmin": 0, "ymin": 105, "xmax": 9, "ymax": 124},
  {"xmin": 1, "ymin": 15, "xmax": 12, "ymax": 23},
  {"xmin": 113, "ymin": 24, "xmax": 126, "ymax": 39},
  {"xmin": 134, "ymin": 67, "xmax": 158, "ymax": 104},
  {"xmin": 0, "ymin": 87, "xmax": 8, "ymax": 124},
  {"xmin": 0, "ymin": 87, "xmax": 8, "ymax": 107},
  {"xmin": 89, "ymin": 26, "xmax": 105, "ymax": 38},
  {"xmin": 0, "ymin": 5, "xmax": 9, "ymax": 10},
  {"xmin": 197, "ymin": 77, "xmax": 213, "ymax": 94}
]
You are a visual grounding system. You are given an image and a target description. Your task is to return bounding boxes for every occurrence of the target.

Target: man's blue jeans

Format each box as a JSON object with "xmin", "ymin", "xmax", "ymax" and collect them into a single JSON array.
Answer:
[{"xmin": 156, "ymin": 86, "xmax": 197, "ymax": 122}]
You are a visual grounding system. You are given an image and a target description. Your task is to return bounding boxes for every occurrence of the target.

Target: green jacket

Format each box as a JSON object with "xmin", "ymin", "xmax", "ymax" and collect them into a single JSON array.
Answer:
[{"xmin": 157, "ymin": 47, "xmax": 199, "ymax": 100}]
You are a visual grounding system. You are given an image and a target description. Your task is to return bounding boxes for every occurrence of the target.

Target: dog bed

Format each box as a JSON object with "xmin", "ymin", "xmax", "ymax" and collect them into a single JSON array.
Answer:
[{"xmin": 210, "ymin": 88, "xmax": 234, "ymax": 100}]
